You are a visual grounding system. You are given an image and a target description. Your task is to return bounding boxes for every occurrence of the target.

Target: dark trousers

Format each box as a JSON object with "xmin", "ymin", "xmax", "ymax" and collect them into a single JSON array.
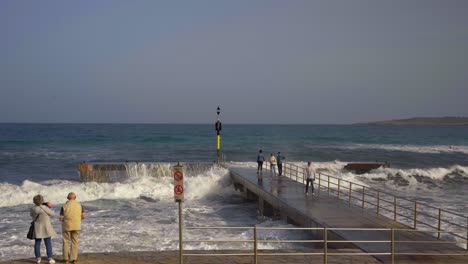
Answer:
[
  {"xmin": 257, "ymin": 161, "xmax": 263, "ymax": 171},
  {"xmin": 305, "ymin": 179, "xmax": 314, "ymax": 193},
  {"xmin": 278, "ymin": 163, "xmax": 283, "ymax": 175}
]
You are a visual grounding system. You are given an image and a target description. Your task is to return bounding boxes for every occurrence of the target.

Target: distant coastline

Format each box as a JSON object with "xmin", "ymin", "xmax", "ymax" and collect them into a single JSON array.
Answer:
[{"xmin": 356, "ymin": 117, "xmax": 468, "ymax": 125}]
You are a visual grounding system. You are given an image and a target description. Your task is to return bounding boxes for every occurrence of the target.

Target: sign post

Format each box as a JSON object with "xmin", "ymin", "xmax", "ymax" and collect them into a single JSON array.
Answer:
[
  {"xmin": 173, "ymin": 163, "xmax": 184, "ymax": 264},
  {"xmin": 215, "ymin": 106, "xmax": 222, "ymax": 164}
]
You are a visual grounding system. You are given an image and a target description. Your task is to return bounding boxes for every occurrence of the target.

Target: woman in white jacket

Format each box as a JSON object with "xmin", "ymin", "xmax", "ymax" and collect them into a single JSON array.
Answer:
[{"xmin": 30, "ymin": 194, "xmax": 56, "ymax": 264}]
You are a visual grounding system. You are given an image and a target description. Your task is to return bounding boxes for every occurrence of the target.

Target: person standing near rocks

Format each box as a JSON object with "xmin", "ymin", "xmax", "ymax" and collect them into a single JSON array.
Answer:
[
  {"xmin": 60, "ymin": 192, "xmax": 86, "ymax": 264},
  {"xmin": 30, "ymin": 195, "xmax": 57, "ymax": 264}
]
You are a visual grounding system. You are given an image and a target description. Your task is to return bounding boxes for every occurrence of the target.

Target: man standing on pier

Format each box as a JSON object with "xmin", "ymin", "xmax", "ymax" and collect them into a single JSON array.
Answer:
[
  {"xmin": 276, "ymin": 152, "xmax": 285, "ymax": 176},
  {"xmin": 305, "ymin": 162, "xmax": 316, "ymax": 195},
  {"xmin": 257, "ymin": 149, "xmax": 265, "ymax": 173}
]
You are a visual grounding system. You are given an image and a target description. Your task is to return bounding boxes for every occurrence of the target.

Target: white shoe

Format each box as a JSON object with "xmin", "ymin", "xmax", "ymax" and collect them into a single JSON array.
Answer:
[
  {"xmin": 312, "ymin": 193, "xmax": 315, "ymax": 196},
  {"xmin": 36, "ymin": 258, "xmax": 41, "ymax": 264},
  {"xmin": 49, "ymin": 258, "xmax": 55, "ymax": 264}
]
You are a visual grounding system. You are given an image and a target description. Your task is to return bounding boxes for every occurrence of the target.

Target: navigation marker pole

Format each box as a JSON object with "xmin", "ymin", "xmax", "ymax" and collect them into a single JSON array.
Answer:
[
  {"xmin": 215, "ymin": 106, "xmax": 222, "ymax": 164},
  {"xmin": 173, "ymin": 163, "xmax": 184, "ymax": 264}
]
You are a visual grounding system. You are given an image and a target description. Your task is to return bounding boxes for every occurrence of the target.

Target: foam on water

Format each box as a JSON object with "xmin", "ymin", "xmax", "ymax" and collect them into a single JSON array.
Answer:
[
  {"xmin": 335, "ymin": 144, "xmax": 468, "ymax": 155},
  {"xmin": 0, "ymin": 165, "xmax": 232, "ymax": 208},
  {"xmin": 1, "ymin": 162, "xmax": 467, "ymax": 261},
  {"xmin": 0, "ymin": 164, "xmax": 314, "ymax": 261}
]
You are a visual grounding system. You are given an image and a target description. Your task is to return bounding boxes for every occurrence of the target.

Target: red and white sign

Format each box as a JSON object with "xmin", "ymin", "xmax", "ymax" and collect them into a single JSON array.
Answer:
[
  {"xmin": 174, "ymin": 185, "xmax": 184, "ymax": 195},
  {"xmin": 173, "ymin": 165, "xmax": 184, "ymax": 202},
  {"xmin": 174, "ymin": 171, "xmax": 183, "ymax": 181}
]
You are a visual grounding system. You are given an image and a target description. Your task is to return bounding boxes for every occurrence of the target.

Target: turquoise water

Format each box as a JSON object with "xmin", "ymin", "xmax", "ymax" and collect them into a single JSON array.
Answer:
[{"xmin": 1, "ymin": 123, "xmax": 468, "ymax": 183}]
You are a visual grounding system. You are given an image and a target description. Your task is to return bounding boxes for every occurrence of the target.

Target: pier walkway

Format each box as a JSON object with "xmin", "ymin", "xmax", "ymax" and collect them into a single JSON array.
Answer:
[{"xmin": 228, "ymin": 164, "xmax": 467, "ymax": 263}]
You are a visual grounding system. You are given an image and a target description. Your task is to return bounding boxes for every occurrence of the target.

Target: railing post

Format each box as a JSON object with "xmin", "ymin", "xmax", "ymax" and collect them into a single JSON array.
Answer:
[
  {"xmin": 327, "ymin": 176, "xmax": 330, "ymax": 196},
  {"xmin": 178, "ymin": 201, "xmax": 183, "ymax": 264},
  {"xmin": 437, "ymin": 209, "xmax": 441, "ymax": 240},
  {"xmin": 323, "ymin": 227, "xmax": 328, "ymax": 264},
  {"xmin": 302, "ymin": 169, "xmax": 306, "ymax": 183},
  {"xmin": 349, "ymin": 182, "xmax": 352, "ymax": 207},
  {"xmin": 394, "ymin": 196, "xmax": 397, "ymax": 222},
  {"xmin": 362, "ymin": 186, "xmax": 365, "ymax": 208},
  {"xmin": 377, "ymin": 191, "xmax": 380, "ymax": 215},
  {"xmin": 391, "ymin": 228, "xmax": 395, "ymax": 264},
  {"xmin": 318, "ymin": 173, "xmax": 321, "ymax": 194},
  {"xmin": 295, "ymin": 167, "xmax": 298, "ymax": 182},
  {"xmin": 254, "ymin": 226, "xmax": 258, "ymax": 264},
  {"xmin": 337, "ymin": 179, "xmax": 341, "ymax": 200},
  {"xmin": 413, "ymin": 202, "xmax": 417, "ymax": 229}
]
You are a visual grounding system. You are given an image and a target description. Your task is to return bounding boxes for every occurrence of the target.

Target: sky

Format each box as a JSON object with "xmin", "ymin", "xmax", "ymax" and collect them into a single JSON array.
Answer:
[{"xmin": 1, "ymin": 0, "xmax": 467, "ymax": 124}]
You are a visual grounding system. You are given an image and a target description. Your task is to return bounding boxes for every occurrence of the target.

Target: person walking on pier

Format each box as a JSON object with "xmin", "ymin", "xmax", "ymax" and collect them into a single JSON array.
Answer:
[
  {"xmin": 257, "ymin": 149, "xmax": 265, "ymax": 173},
  {"xmin": 270, "ymin": 153, "xmax": 277, "ymax": 176},
  {"xmin": 305, "ymin": 161, "xmax": 316, "ymax": 195},
  {"xmin": 276, "ymin": 152, "xmax": 285, "ymax": 176},
  {"xmin": 60, "ymin": 192, "xmax": 86, "ymax": 264}
]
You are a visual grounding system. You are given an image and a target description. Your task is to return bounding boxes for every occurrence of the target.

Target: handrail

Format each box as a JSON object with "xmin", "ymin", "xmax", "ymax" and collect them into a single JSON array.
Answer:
[
  {"xmin": 263, "ymin": 161, "xmax": 468, "ymax": 247},
  {"xmin": 182, "ymin": 226, "xmax": 468, "ymax": 264}
]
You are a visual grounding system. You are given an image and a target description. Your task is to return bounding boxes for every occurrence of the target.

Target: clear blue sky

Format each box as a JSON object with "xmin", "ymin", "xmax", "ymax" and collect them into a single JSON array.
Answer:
[{"xmin": 1, "ymin": 0, "xmax": 467, "ymax": 124}]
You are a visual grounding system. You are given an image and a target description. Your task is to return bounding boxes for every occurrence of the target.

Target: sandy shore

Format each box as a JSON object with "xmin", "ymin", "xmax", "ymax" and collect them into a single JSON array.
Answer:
[{"xmin": 1, "ymin": 250, "xmax": 381, "ymax": 264}]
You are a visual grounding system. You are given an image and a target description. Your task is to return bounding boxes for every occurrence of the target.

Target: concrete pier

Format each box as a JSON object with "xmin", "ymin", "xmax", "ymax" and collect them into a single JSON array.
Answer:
[{"xmin": 228, "ymin": 165, "xmax": 467, "ymax": 263}]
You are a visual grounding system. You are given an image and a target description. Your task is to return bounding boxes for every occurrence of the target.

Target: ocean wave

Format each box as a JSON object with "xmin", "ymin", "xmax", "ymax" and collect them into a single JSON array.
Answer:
[
  {"xmin": 0, "ymin": 151, "xmax": 77, "ymax": 160},
  {"xmin": 335, "ymin": 144, "xmax": 468, "ymax": 155},
  {"xmin": 0, "ymin": 166, "xmax": 231, "ymax": 208},
  {"xmin": 230, "ymin": 161, "xmax": 468, "ymax": 189}
]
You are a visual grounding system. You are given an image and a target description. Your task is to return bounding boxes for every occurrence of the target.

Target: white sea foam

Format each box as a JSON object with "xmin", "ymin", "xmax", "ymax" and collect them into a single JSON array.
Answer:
[
  {"xmin": 0, "ymin": 164, "xmax": 306, "ymax": 261},
  {"xmin": 0, "ymin": 166, "xmax": 232, "ymax": 208},
  {"xmin": 335, "ymin": 144, "xmax": 468, "ymax": 155}
]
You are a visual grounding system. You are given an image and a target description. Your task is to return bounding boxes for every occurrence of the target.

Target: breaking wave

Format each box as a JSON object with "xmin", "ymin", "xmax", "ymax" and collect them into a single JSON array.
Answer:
[
  {"xmin": 335, "ymin": 144, "xmax": 468, "ymax": 155},
  {"xmin": 0, "ymin": 165, "xmax": 232, "ymax": 208}
]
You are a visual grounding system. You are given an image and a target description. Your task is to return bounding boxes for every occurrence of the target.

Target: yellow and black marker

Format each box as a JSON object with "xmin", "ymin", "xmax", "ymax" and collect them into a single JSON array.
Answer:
[{"xmin": 215, "ymin": 106, "xmax": 222, "ymax": 163}]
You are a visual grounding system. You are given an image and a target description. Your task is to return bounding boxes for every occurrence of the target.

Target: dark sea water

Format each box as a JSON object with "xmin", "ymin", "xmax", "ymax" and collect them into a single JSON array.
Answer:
[
  {"xmin": 0, "ymin": 123, "xmax": 467, "ymax": 261},
  {"xmin": 1, "ymin": 123, "xmax": 468, "ymax": 183}
]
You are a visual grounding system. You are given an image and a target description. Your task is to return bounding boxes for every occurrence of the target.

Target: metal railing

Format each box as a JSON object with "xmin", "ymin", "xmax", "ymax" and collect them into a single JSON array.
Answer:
[
  {"xmin": 262, "ymin": 161, "xmax": 468, "ymax": 249},
  {"xmin": 182, "ymin": 226, "xmax": 468, "ymax": 264}
]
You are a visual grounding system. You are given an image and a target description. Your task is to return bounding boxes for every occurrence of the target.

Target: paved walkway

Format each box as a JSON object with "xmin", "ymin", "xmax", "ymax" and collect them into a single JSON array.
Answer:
[
  {"xmin": 229, "ymin": 165, "xmax": 468, "ymax": 263},
  {"xmin": 0, "ymin": 250, "xmax": 381, "ymax": 264}
]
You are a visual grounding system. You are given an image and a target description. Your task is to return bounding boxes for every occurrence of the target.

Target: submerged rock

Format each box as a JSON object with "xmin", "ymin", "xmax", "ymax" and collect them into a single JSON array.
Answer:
[
  {"xmin": 443, "ymin": 169, "xmax": 468, "ymax": 185},
  {"xmin": 410, "ymin": 174, "xmax": 437, "ymax": 188},
  {"xmin": 387, "ymin": 173, "xmax": 410, "ymax": 186}
]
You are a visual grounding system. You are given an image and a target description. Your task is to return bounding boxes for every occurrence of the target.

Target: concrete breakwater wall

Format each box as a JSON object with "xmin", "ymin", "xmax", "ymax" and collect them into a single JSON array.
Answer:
[{"xmin": 78, "ymin": 162, "xmax": 215, "ymax": 182}]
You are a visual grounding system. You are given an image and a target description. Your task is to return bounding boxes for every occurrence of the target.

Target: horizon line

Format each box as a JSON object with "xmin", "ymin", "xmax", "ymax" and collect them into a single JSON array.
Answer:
[{"xmin": 0, "ymin": 121, "xmax": 355, "ymax": 125}]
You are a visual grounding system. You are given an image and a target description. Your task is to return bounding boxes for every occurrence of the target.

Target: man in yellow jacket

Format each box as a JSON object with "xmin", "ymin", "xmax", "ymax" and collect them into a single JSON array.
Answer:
[{"xmin": 60, "ymin": 192, "xmax": 86, "ymax": 264}]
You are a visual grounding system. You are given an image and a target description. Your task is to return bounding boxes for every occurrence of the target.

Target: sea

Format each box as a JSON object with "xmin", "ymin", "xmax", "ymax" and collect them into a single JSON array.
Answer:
[{"xmin": 1, "ymin": 123, "xmax": 467, "ymax": 261}]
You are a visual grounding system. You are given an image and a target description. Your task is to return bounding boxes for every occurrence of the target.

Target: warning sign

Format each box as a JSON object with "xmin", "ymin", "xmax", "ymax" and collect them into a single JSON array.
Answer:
[
  {"xmin": 174, "ymin": 185, "xmax": 184, "ymax": 195},
  {"xmin": 174, "ymin": 171, "xmax": 183, "ymax": 181},
  {"xmin": 173, "ymin": 164, "xmax": 184, "ymax": 202}
]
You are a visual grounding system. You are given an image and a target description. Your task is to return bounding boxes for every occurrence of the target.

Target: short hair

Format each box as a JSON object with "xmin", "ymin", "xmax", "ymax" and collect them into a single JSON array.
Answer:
[
  {"xmin": 307, "ymin": 161, "xmax": 312, "ymax": 165},
  {"xmin": 259, "ymin": 149, "xmax": 263, "ymax": 153},
  {"xmin": 33, "ymin": 195, "xmax": 44, "ymax": 206},
  {"xmin": 67, "ymin": 192, "xmax": 76, "ymax": 200}
]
